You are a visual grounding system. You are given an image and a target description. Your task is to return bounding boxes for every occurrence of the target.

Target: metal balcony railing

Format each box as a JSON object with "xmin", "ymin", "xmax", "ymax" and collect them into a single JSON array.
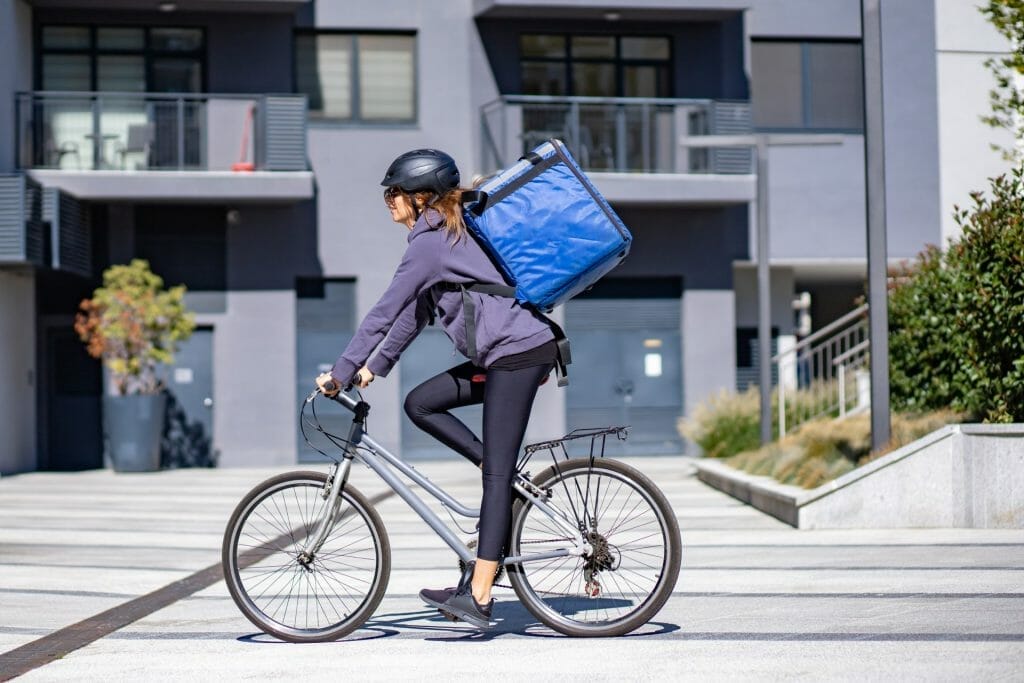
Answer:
[
  {"xmin": 16, "ymin": 91, "xmax": 308, "ymax": 173},
  {"xmin": 773, "ymin": 304, "xmax": 871, "ymax": 437},
  {"xmin": 480, "ymin": 95, "xmax": 752, "ymax": 175}
]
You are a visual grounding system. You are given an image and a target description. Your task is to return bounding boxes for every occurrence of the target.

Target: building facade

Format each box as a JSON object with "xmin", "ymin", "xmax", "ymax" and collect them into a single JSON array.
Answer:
[{"xmin": 0, "ymin": 0, "xmax": 1011, "ymax": 473}]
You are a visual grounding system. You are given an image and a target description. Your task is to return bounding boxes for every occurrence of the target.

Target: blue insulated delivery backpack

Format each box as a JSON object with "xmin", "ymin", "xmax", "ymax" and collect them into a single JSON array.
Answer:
[
  {"xmin": 464, "ymin": 139, "xmax": 632, "ymax": 311},
  {"xmin": 454, "ymin": 139, "xmax": 633, "ymax": 386}
]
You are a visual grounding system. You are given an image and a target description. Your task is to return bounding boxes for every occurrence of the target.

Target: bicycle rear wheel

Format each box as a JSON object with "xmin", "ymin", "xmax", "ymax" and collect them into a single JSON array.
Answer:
[
  {"xmin": 508, "ymin": 458, "xmax": 681, "ymax": 637},
  {"xmin": 222, "ymin": 471, "xmax": 390, "ymax": 642}
]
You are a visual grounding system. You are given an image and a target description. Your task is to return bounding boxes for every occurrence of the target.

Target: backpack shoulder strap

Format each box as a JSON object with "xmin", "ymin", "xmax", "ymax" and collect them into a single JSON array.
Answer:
[{"xmin": 458, "ymin": 283, "xmax": 571, "ymax": 387}]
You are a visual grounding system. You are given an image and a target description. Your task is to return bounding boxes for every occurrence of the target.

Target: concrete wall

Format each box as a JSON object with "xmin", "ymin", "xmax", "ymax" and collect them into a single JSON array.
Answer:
[
  {"xmin": 934, "ymin": 0, "xmax": 1014, "ymax": 245},
  {"xmin": 732, "ymin": 266, "xmax": 795, "ymax": 334},
  {"xmin": 0, "ymin": 0, "xmax": 33, "ymax": 173},
  {"xmin": 696, "ymin": 424, "xmax": 1024, "ymax": 529},
  {"xmin": 0, "ymin": 270, "xmax": 37, "ymax": 474},
  {"xmin": 748, "ymin": 0, "xmax": 943, "ymax": 262},
  {"xmin": 800, "ymin": 424, "xmax": 1024, "ymax": 529}
]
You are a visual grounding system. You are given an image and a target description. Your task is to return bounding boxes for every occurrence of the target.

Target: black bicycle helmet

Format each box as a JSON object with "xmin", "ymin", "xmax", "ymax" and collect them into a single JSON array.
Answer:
[{"xmin": 380, "ymin": 149, "xmax": 460, "ymax": 197}]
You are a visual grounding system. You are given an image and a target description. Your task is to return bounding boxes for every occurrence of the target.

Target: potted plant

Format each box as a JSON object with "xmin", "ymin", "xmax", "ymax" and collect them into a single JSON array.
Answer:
[{"xmin": 75, "ymin": 259, "xmax": 195, "ymax": 472}]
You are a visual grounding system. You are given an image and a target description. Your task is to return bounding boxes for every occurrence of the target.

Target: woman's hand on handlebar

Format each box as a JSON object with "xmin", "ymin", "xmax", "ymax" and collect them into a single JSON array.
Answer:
[
  {"xmin": 354, "ymin": 366, "xmax": 375, "ymax": 389},
  {"xmin": 315, "ymin": 372, "xmax": 342, "ymax": 397}
]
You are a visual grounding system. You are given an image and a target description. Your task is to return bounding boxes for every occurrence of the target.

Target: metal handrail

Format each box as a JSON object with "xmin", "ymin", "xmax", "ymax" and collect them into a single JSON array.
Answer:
[
  {"xmin": 775, "ymin": 304, "xmax": 871, "ymax": 437},
  {"xmin": 772, "ymin": 303, "xmax": 869, "ymax": 363},
  {"xmin": 480, "ymin": 94, "xmax": 752, "ymax": 174},
  {"xmin": 17, "ymin": 90, "xmax": 296, "ymax": 100},
  {"xmin": 484, "ymin": 94, "xmax": 720, "ymax": 107},
  {"xmin": 832, "ymin": 339, "xmax": 871, "ymax": 366}
]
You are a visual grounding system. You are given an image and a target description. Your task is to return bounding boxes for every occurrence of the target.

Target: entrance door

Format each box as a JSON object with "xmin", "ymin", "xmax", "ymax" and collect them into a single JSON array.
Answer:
[
  {"xmin": 564, "ymin": 279, "xmax": 683, "ymax": 455},
  {"xmin": 163, "ymin": 326, "xmax": 215, "ymax": 466},
  {"xmin": 43, "ymin": 325, "xmax": 103, "ymax": 470}
]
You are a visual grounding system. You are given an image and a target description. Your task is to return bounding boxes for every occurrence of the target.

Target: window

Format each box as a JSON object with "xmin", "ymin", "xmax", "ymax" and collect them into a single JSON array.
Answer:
[
  {"xmin": 38, "ymin": 25, "xmax": 205, "ymax": 92},
  {"xmin": 520, "ymin": 33, "xmax": 670, "ymax": 98},
  {"xmin": 750, "ymin": 40, "xmax": 863, "ymax": 131},
  {"xmin": 296, "ymin": 32, "xmax": 416, "ymax": 123}
]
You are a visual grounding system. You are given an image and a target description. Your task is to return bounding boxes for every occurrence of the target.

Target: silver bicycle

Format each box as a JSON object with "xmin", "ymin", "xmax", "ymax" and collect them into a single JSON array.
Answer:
[{"xmin": 222, "ymin": 386, "xmax": 681, "ymax": 641}]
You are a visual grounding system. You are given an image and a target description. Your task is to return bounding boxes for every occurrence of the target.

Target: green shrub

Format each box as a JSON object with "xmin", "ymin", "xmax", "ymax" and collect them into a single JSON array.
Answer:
[
  {"xmin": 888, "ymin": 168, "xmax": 1024, "ymax": 422},
  {"xmin": 947, "ymin": 171, "xmax": 1024, "ymax": 422}
]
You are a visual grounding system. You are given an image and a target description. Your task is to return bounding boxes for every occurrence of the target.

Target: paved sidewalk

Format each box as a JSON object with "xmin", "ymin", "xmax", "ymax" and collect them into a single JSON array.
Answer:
[{"xmin": 1, "ymin": 456, "xmax": 1022, "ymax": 681}]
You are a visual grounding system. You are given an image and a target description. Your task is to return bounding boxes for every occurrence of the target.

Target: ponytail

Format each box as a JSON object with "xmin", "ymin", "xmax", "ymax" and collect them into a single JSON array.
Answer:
[{"xmin": 410, "ymin": 188, "xmax": 468, "ymax": 243}]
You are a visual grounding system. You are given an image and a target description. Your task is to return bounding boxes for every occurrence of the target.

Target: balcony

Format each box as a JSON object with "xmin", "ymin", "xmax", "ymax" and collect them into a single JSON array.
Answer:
[
  {"xmin": 480, "ymin": 95, "xmax": 755, "ymax": 204},
  {"xmin": 16, "ymin": 92, "xmax": 313, "ymax": 203}
]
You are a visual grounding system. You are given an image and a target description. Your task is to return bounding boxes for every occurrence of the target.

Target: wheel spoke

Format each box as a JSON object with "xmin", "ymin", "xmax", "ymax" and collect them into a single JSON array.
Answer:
[
  {"xmin": 510, "ymin": 462, "xmax": 679, "ymax": 635},
  {"xmin": 225, "ymin": 475, "xmax": 387, "ymax": 642}
]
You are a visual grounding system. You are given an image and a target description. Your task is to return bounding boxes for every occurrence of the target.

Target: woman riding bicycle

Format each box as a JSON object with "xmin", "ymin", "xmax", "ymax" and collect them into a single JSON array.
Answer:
[{"xmin": 316, "ymin": 148, "xmax": 557, "ymax": 629}]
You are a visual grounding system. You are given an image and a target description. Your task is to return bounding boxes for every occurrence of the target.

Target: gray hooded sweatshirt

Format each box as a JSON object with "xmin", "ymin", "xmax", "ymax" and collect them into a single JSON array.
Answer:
[{"xmin": 330, "ymin": 209, "xmax": 554, "ymax": 385}]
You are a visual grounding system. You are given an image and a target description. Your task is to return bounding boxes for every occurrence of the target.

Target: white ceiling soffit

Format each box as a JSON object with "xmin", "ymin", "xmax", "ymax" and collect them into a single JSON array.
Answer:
[{"xmin": 473, "ymin": 0, "xmax": 747, "ymax": 21}]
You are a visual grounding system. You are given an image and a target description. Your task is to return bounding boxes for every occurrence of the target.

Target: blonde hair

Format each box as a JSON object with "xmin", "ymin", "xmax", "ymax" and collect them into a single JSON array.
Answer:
[{"xmin": 410, "ymin": 188, "xmax": 468, "ymax": 242}]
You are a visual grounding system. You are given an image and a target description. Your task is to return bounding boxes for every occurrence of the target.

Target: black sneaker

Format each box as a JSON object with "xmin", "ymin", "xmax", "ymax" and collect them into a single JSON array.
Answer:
[
  {"xmin": 439, "ymin": 585, "xmax": 494, "ymax": 629},
  {"xmin": 420, "ymin": 560, "xmax": 475, "ymax": 617},
  {"xmin": 419, "ymin": 586, "xmax": 458, "ymax": 611}
]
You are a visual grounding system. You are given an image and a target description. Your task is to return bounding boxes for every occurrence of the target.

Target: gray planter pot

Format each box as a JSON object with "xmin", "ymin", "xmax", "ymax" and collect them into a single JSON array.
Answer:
[{"xmin": 103, "ymin": 393, "xmax": 167, "ymax": 472}]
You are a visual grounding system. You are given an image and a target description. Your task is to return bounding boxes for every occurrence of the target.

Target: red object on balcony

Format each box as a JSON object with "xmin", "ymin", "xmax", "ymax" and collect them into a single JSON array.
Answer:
[{"xmin": 231, "ymin": 103, "xmax": 256, "ymax": 172}]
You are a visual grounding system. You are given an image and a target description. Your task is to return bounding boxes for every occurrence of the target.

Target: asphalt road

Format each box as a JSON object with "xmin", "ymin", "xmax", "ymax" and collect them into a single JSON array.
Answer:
[{"xmin": 1, "ymin": 456, "xmax": 1022, "ymax": 681}]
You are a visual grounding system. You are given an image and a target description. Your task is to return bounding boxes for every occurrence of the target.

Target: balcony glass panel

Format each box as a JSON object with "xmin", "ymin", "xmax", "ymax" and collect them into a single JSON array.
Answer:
[
  {"xmin": 42, "ymin": 26, "xmax": 90, "ymax": 49},
  {"xmin": 480, "ymin": 96, "xmax": 750, "ymax": 175},
  {"xmin": 17, "ymin": 93, "xmax": 307, "ymax": 173}
]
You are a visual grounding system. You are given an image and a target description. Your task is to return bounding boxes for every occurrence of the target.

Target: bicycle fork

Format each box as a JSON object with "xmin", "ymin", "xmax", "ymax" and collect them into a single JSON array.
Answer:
[{"xmin": 297, "ymin": 399, "xmax": 370, "ymax": 569}]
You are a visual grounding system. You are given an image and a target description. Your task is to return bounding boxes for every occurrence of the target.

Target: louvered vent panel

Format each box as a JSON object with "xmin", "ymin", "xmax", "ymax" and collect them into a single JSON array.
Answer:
[
  {"xmin": 264, "ymin": 96, "xmax": 308, "ymax": 171},
  {"xmin": 711, "ymin": 100, "xmax": 753, "ymax": 175}
]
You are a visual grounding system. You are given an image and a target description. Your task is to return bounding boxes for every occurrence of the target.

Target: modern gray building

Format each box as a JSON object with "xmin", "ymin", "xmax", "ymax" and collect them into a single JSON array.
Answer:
[{"xmin": 0, "ymin": 0, "xmax": 1010, "ymax": 474}]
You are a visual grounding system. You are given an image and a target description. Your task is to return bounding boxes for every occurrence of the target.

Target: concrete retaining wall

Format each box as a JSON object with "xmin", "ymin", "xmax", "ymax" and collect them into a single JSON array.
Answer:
[{"xmin": 694, "ymin": 424, "xmax": 1024, "ymax": 529}]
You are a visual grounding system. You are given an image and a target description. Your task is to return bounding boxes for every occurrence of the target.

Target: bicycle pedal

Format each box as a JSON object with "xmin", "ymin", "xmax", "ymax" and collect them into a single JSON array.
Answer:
[{"xmin": 440, "ymin": 609, "xmax": 461, "ymax": 622}]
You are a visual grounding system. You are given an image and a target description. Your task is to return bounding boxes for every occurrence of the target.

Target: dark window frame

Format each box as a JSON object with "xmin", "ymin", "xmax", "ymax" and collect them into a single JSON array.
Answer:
[
  {"xmin": 750, "ymin": 37, "xmax": 864, "ymax": 134},
  {"xmin": 294, "ymin": 28, "xmax": 418, "ymax": 125},
  {"xmin": 518, "ymin": 32, "xmax": 673, "ymax": 98},
  {"xmin": 35, "ymin": 23, "xmax": 207, "ymax": 92}
]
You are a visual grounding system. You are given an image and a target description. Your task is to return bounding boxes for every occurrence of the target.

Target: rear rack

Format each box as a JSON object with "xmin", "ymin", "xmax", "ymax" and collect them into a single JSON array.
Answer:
[{"xmin": 517, "ymin": 425, "xmax": 628, "ymax": 473}]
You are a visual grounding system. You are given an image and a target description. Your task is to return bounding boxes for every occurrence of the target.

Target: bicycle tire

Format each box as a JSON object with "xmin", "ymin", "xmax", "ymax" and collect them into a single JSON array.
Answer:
[
  {"xmin": 222, "ymin": 470, "xmax": 390, "ymax": 642},
  {"xmin": 508, "ymin": 458, "xmax": 681, "ymax": 637}
]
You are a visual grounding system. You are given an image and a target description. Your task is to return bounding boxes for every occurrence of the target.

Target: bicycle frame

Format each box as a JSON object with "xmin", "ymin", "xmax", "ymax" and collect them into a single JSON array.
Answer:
[{"xmin": 303, "ymin": 391, "xmax": 591, "ymax": 567}]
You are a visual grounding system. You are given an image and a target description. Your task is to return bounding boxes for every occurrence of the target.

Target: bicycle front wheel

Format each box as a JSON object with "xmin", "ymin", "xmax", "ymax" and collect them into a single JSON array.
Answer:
[
  {"xmin": 509, "ymin": 458, "xmax": 681, "ymax": 637},
  {"xmin": 222, "ymin": 471, "xmax": 390, "ymax": 642}
]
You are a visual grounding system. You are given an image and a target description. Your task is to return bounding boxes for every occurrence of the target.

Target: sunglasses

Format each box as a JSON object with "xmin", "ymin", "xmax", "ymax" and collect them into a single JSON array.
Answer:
[{"xmin": 383, "ymin": 186, "xmax": 403, "ymax": 207}]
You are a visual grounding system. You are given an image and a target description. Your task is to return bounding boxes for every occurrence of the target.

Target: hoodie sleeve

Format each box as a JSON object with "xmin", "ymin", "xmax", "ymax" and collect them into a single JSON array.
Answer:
[
  {"xmin": 365, "ymin": 294, "xmax": 432, "ymax": 378},
  {"xmin": 330, "ymin": 237, "xmax": 440, "ymax": 385}
]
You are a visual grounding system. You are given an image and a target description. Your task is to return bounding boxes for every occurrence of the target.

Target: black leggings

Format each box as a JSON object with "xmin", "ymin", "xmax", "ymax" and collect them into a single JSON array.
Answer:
[{"xmin": 404, "ymin": 360, "xmax": 552, "ymax": 561}]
